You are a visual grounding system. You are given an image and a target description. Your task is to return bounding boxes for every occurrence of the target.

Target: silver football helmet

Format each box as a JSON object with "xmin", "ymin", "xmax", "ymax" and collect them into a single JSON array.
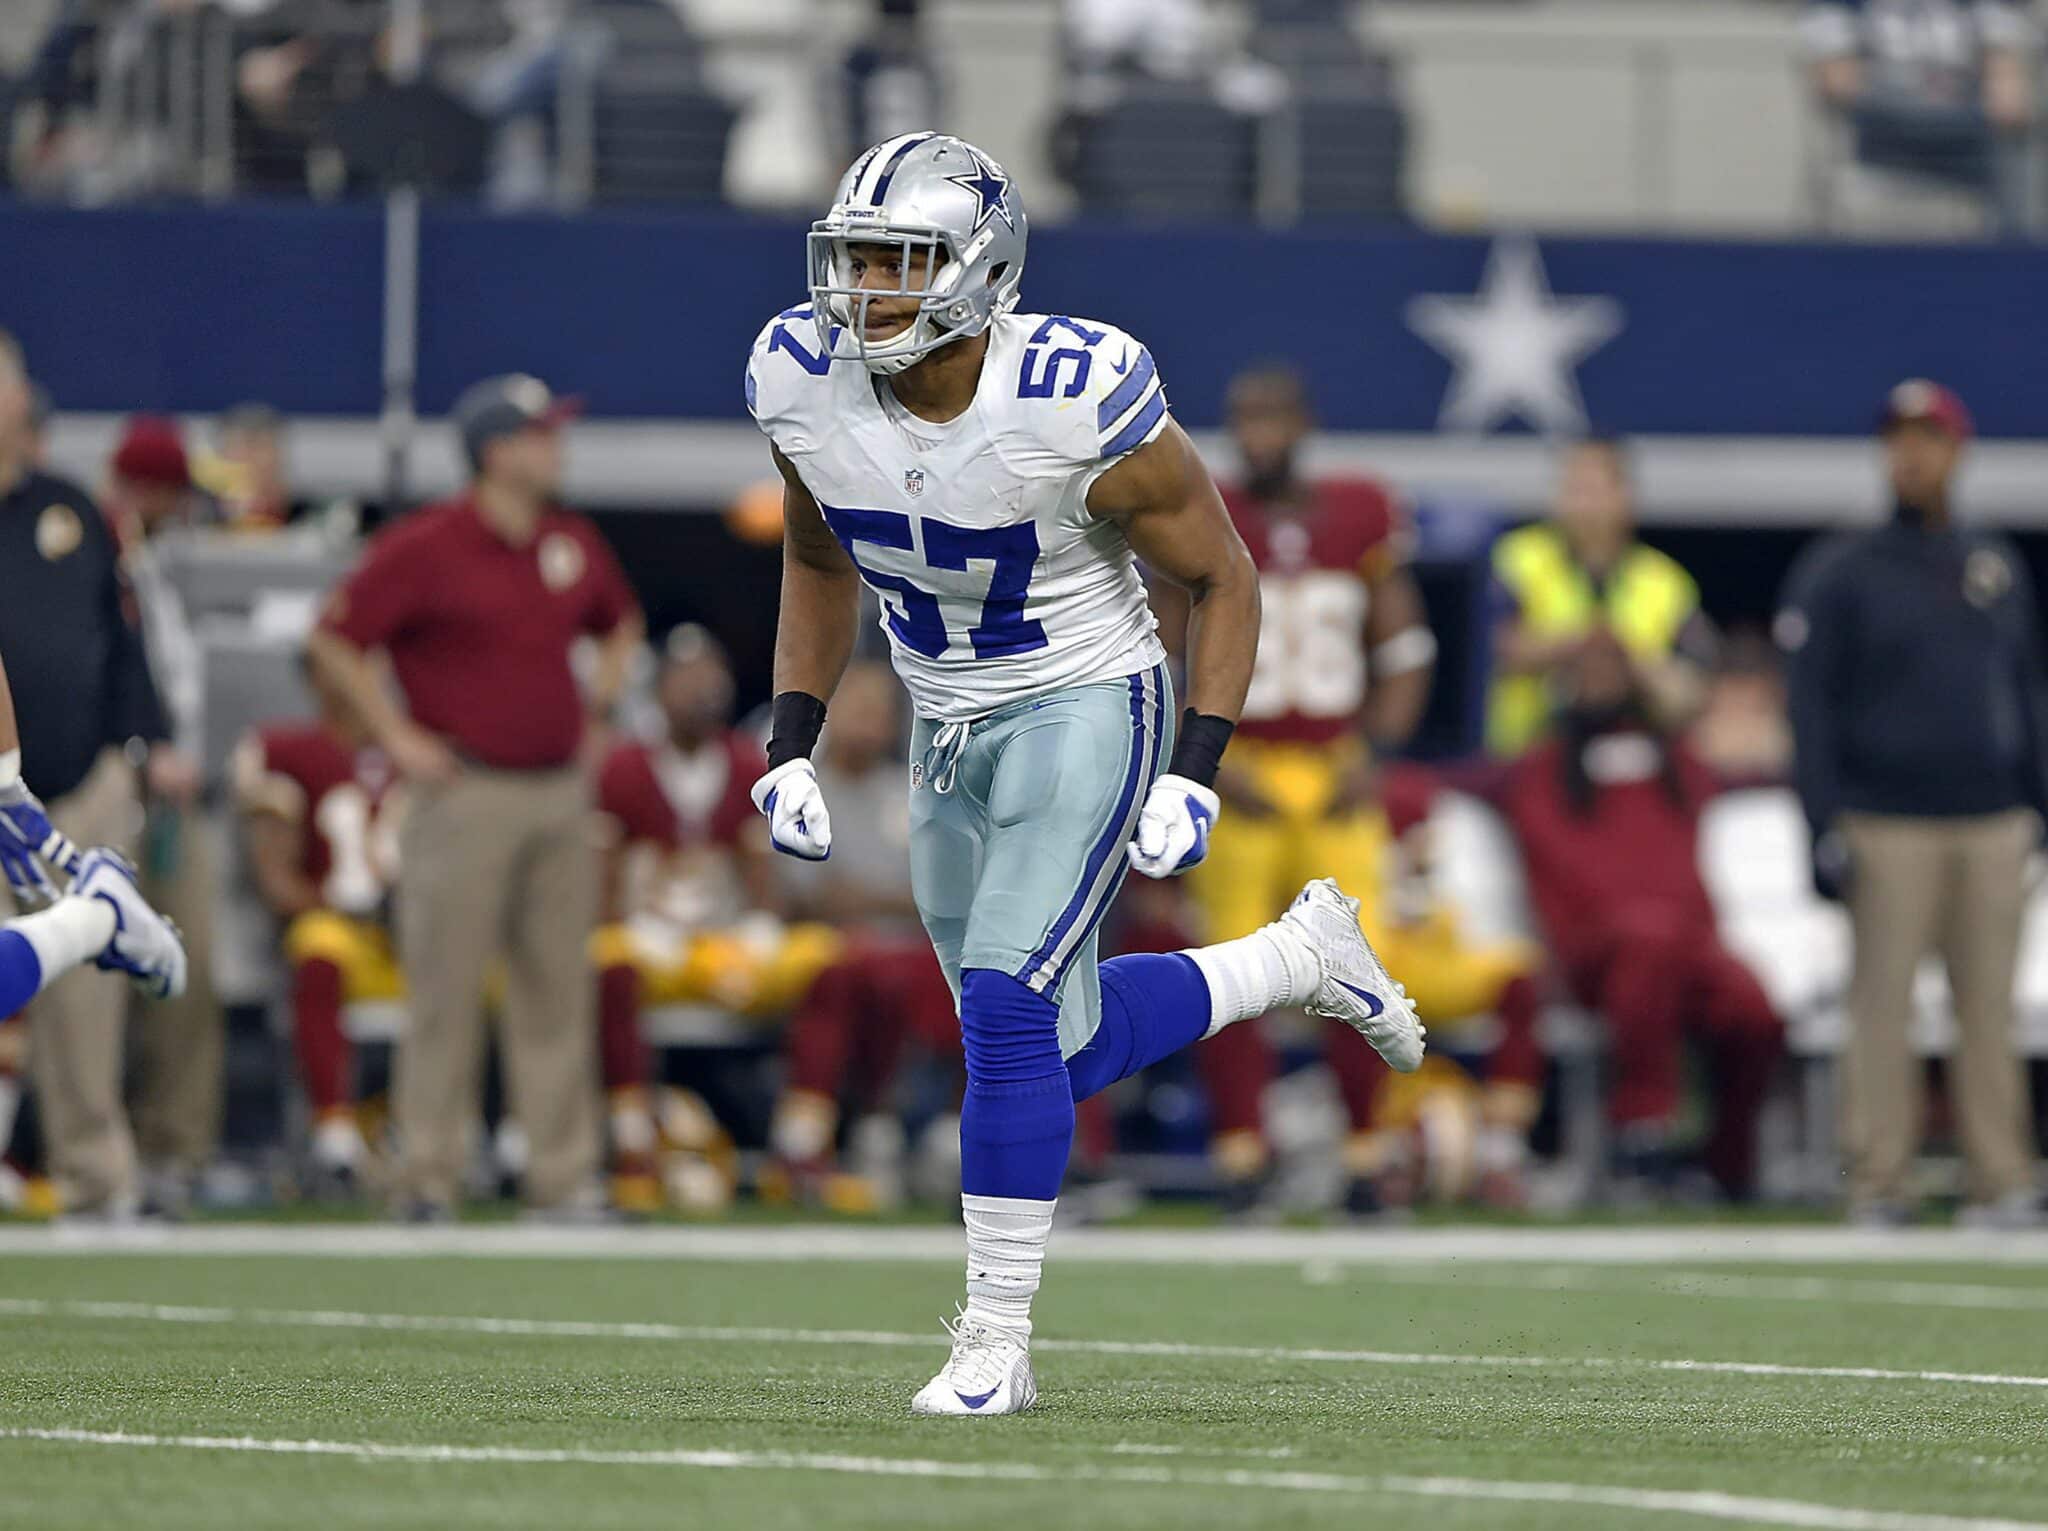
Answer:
[{"xmin": 808, "ymin": 132, "xmax": 1029, "ymax": 375}]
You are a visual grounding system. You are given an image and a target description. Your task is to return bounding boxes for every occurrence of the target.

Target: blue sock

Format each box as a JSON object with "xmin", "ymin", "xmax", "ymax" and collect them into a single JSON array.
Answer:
[
  {"xmin": 1066, "ymin": 953, "xmax": 1213, "ymax": 1103},
  {"xmin": 0, "ymin": 929, "xmax": 44, "ymax": 1017},
  {"xmin": 957, "ymin": 968, "xmax": 1074, "ymax": 1202}
]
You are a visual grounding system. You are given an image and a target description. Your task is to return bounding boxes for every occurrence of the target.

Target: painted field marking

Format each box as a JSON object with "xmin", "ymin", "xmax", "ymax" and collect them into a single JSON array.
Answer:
[
  {"xmin": 0, "ymin": 1297, "xmax": 2041, "ymax": 1391},
  {"xmin": 0, "ymin": 1426, "xmax": 2039, "ymax": 1531}
]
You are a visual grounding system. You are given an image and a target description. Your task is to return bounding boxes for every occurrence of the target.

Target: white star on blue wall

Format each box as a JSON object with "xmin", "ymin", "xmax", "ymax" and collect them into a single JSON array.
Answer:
[{"xmin": 1406, "ymin": 238, "xmax": 1624, "ymax": 436}]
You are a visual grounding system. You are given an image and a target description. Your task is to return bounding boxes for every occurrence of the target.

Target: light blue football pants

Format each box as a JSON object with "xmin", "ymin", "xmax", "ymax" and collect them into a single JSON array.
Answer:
[{"xmin": 908, "ymin": 661, "xmax": 1173, "ymax": 1063}]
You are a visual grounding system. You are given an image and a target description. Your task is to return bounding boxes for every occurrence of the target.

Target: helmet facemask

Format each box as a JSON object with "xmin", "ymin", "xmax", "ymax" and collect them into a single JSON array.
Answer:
[{"xmin": 807, "ymin": 219, "xmax": 1008, "ymax": 376}]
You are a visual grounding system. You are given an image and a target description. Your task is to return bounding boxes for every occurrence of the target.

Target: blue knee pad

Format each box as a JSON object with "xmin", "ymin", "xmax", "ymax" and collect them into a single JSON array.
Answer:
[
  {"xmin": 958, "ymin": 968, "xmax": 1074, "ymax": 1201},
  {"xmin": 1066, "ymin": 953, "xmax": 1212, "ymax": 1103}
]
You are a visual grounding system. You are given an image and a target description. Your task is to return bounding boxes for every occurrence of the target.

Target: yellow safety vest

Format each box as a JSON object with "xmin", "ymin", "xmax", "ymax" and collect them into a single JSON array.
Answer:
[{"xmin": 1485, "ymin": 524, "xmax": 1699, "ymax": 758}]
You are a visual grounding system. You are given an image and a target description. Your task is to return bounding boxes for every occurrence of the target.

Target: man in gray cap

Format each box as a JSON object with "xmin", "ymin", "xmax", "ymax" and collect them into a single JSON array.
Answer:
[{"xmin": 309, "ymin": 373, "xmax": 644, "ymax": 1219}]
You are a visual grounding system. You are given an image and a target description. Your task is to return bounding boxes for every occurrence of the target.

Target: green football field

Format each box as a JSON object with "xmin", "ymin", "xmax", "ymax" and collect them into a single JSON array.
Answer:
[{"xmin": 0, "ymin": 1226, "xmax": 2045, "ymax": 1530}]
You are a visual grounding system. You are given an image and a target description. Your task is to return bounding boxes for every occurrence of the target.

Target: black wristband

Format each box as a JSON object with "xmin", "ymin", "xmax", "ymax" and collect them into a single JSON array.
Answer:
[
  {"xmin": 766, "ymin": 691, "xmax": 828, "ymax": 769},
  {"xmin": 1168, "ymin": 711, "xmax": 1235, "ymax": 789}
]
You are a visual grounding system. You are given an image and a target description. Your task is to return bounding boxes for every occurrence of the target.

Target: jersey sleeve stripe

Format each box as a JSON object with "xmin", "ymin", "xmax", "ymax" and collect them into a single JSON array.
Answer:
[
  {"xmin": 1095, "ymin": 348, "xmax": 1158, "ymax": 433},
  {"xmin": 1101, "ymin": 387, "xmax": 1169, "ymax": 459}
]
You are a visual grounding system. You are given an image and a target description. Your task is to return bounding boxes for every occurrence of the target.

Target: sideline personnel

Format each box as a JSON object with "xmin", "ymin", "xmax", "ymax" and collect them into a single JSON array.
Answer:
[
  {"xmin": 310, "ymin": 374, "xmax": 645, "ymax": 1218},
  {"xmin": 1780, "ymin": 380, "xmax": 2045, "ymax": 1229},
  {"xmin": 0, "ymin": 331, "xmax": 167, "ymax": 1216}
]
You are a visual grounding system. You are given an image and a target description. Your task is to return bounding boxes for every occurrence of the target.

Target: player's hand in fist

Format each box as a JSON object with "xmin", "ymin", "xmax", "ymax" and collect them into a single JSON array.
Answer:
[
  {"xmin": 73, "ymin": 848, "xmax": 188, "ymax": 1000},
  {"xmin": 1126, "ymin": 774, "xmax": 1220, "ymax": 879},
  {"xmin": 751, "ymin": 759, "xmax": 833, "ymax": 861}
]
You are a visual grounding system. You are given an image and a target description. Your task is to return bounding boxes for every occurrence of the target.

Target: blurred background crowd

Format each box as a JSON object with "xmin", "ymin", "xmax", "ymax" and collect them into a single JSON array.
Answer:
[{"xmin": 3, "ymin": 0, "xmax": 2048, "ymax": 1227}]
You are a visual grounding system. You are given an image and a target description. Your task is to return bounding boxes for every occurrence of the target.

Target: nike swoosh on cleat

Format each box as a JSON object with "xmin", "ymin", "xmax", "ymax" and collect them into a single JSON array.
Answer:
[
  {"xmin": 954, "ymin": 1388, "xmax": 998, "ymax": 1409},
  {"xmin": 1335, "ymin": 981, "xmax": 1385, "ymax": 1019}
]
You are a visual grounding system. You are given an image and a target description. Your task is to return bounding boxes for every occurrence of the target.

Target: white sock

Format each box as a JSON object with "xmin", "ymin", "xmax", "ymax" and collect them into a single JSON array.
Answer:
[
  {"xmin": 13, "ymin": 896, "xmax": 116, "ymax": 989},
  {"xmin": 1185, "ymin": 924, "xmax": 1321, "ymax": 1038},
  {"xmin": 960, "ymin": 1192, "xmax": 1055, "ymax": 1343}
]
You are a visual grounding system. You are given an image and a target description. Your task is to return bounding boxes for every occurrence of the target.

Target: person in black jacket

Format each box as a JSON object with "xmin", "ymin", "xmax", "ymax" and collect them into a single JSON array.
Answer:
[
  {"xmin": 0, "ymin": 330, "xmax": 169, "ymax": 1219},
  {"xmin": 1779, "ymin": 380, "xmax": 2044, "ymax": 1229}
]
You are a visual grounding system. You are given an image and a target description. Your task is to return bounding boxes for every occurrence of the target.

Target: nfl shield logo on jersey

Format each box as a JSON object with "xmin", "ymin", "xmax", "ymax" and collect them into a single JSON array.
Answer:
[{"xmin": 904, "ymin": 467, "xmax": 926, "ymax": 498}]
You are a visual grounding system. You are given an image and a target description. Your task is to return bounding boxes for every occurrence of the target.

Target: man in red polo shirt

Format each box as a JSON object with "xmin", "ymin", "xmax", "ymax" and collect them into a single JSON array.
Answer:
[{"xmin": 309, "ymin": 374, "xmax": 644, "ymax": 1219}]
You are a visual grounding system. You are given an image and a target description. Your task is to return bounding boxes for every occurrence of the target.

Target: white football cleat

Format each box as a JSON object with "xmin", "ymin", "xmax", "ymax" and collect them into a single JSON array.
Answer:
[
  {"xmin": 73, "ymin": 849, "xmax": 188, "ymax": 1001},
  {"xmin": 1281, "ymin": 877, "xmax": 1425, "ymax": 1073},
  {"xmin": 909, "ymin": 1313, "xmax": 1037, "ymax": 1417}
]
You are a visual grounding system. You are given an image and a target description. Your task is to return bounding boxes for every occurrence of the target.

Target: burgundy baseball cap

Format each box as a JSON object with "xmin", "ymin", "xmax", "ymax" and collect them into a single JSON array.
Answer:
[
  {"xmin": 111, "ymin": 414, "xmax": 192, "ymax": 488},
  {"xmin": 1879, "ymin": 379, "xmax": 1974, "ymax": 441}
]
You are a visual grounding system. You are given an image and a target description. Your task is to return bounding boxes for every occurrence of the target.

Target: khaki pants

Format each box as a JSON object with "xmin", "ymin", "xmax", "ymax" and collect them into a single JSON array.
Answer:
[
  {"xmin": 396, "ymin": 767, "xmax": 600, "ymax": 1210},
  {"xmin": 130, "ymin": 805, "xmax": 223, "ymax": 1175},
  {"xmin": 3, "ymin": 751, "xmax": 141, "ymax": 1212},
  {"xmin": 1842, "ymin": 809, "xmax": 2039, "ymax": 1205}
]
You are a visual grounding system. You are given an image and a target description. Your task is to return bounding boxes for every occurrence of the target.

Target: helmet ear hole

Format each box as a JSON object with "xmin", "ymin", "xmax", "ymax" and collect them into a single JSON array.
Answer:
[{"xmin": 988, "ymin": 262, "xmax": 1009, "ymax": 289}]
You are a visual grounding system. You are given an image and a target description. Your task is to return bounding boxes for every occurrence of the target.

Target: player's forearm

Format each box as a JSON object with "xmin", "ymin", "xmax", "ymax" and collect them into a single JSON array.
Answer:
[
  {"xmin": 588, "ymin": 610, "xmax": 646, "ymax": 722},
  {"xmin": 1636, "ymin": 654, "xmax": 1708, "ymax": 731},
  {"xmin": 771, "ymin": 555, "xmax": 862, "ymax": 709},
  {"xmin": 1364, "ymin": 666, "xmax": 1431, "ymax": 749},
  {"xmin": 1180, "ymin": 559, "xmax": 1259, "ymax": 724},
  {"xmin": 306, "ymin": 629, "xmax": 414, "ymax": 751},
  {"xmin": 0, "ymin": 651, "xmax": 19, "ymax": 761}
]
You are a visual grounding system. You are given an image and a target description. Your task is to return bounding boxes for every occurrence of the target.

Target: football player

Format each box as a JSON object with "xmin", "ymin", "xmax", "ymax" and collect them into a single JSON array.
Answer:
[
  {"xmin": 745, "ymin": 132, "xmax": 1423, "ymax": 1416},
  {"xmin": 1176, "ymin": 367, "xmax": 1446, "ymax": 1211},
  {"xmin": 0, "ymin": 651, "xmax": 186, "ymax": 1014},
  {"xmin": 589, "ymin": 625, "xmax": 839, "ymax": 1211},
  {"xmin": 234, "ymin": 655, "xmax": 404, "ymax": 1191}
]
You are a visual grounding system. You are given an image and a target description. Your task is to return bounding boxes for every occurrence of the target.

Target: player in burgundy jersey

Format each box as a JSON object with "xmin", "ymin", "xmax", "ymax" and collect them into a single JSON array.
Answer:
[
  {"xmin": 590, "ymin": 626, "xmax": 839, "ymax": 1211},
  {"xmin": 235, "ymin": 658, "xmax": 402, "ymax": 1194},
  {"xmin": 1179, "ymin": 366, "xmax": 1537, "ymax": 1213}
]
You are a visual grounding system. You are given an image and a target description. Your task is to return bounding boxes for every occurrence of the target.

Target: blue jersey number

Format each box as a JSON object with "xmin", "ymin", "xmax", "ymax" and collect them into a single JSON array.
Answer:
[
  {"xmin": 821, "ymin": 506, "xmax": 1049, "ymax": 660},
  {"xmin": 1016, "ymin": 316, "xmax": 1108, "ymax": 400}
]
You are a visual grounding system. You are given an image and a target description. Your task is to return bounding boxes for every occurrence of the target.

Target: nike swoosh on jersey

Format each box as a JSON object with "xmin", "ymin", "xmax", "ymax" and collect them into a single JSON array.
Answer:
[
  {"xmin": 1336, "ymin": 980, "xmax": 1385, "ymax": 1019},
  {"xmin": 1112, "ymin": 345, "xmax": 1133, "ymax": 375},
  {"xmin": 954, "ymin": 1387, "xmax": 998, "ymax": 1409}
]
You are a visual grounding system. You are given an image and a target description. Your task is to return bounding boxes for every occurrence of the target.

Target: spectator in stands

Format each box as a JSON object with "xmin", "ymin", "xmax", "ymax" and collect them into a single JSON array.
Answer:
[
  {"xmin": 1803, "ymin": 0, "xmax": 2035, "ymax": 238},
  {"xmin": 765, "ymin": 659, "xmax": 957, "ymax": 1209},
  {"xmin": 0, "ymin": 332, "xmax": 168, "ymax": 1219},
  {"xmin": 590, "ymin": 624, "xmax": 838, "ymax": 1213},
  {"xmin": 309, "ymin": 372, "xmax": 644, "ymax": 1221},
  {"xmin": 1488, "ymin": 435, "xmax": 1716, "ymax": 759},
  {"xmin": 1500, "ymin": 629, "xmax": 1783, "ymax": 1202},
  {"xmin": 1779, "ymin": 380, "xmax": 2045, "ymax": 1228},
  {"xmin": 233, "ymin": 657, "xmax": 397, "ymax": 1198},
  {"xmin": 97, "ymin": 415, "xmax": 216, "ymax": 1215},
  {"xmin": 840, "ymin": 0, "xmax": 941, "ymax": 165}
]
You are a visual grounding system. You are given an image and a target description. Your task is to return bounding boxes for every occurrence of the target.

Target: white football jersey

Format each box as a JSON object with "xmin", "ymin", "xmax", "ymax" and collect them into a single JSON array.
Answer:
[{"xmin": 745, "ymin": 306, "xmax": 1170, "ymax": 723}]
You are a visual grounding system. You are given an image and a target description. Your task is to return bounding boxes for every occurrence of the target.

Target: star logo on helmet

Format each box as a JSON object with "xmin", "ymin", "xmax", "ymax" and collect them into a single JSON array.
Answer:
[{"xmin": 947, "ymin": 150, "xmax": 1014, "ymax": 233}]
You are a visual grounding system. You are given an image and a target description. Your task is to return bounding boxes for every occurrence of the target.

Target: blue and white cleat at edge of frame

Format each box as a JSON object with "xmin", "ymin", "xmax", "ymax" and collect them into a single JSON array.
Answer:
[{"xmin": 1282, "ymin": 877, "xmax": 1426, "ymax": 1073}]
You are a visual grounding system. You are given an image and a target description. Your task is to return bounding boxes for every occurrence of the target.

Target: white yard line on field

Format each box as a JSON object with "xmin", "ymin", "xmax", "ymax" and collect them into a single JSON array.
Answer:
[
  {"xmin": 0, "ymin": 1426, "xmax": 2039, "ymax": 1531},
  {"xmin": 1343, "ymin": 1265, "xmax": 2048, "ymax": 1313},
  {"xmin": 0, "ymin": 1297, "xmax": 2041, "ymax": 1391},
  {"xmin": 8, "ymin": 1222, "xmax": 2048, "ymax": 1265}
]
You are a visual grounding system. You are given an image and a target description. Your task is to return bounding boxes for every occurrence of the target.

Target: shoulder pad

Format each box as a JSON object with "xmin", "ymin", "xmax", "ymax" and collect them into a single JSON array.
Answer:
[
  {"xmin": 745, "ymin": 304, "xmax": 838, "ymax": 454},
  {"xmin": 1003, "ymin": 314, "xmax": 1170, "ymax": 467}
]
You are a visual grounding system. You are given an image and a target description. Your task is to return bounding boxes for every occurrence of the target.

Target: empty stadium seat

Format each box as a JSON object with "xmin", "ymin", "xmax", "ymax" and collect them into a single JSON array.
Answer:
[{"xmin": 1063, "ymin": 84, "xmax": 1259, "ymax": 220}]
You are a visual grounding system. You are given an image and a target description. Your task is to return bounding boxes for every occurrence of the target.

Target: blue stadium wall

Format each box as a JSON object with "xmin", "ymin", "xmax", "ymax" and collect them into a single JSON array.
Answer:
[{"xmin": 6, "ymin": 199, "xmax": 2047, "ymax": 438}]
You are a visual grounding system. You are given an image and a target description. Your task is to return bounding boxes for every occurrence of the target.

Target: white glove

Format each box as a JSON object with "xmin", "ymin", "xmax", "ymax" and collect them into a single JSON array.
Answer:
[
  {"xmin": 750, "ymin": 758, "xmax": 832, "ymax": 862},
  {"xmin": 0, "ymin": 749, "xmax": 78, "ymax": 907},
  {"xmin": 1126, "ymin": 774, "xmax": 1221, "ymax": 880},
  {"xmin": 73, "ymin": 848, "xmax": 188, "ymax": 1000}
]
